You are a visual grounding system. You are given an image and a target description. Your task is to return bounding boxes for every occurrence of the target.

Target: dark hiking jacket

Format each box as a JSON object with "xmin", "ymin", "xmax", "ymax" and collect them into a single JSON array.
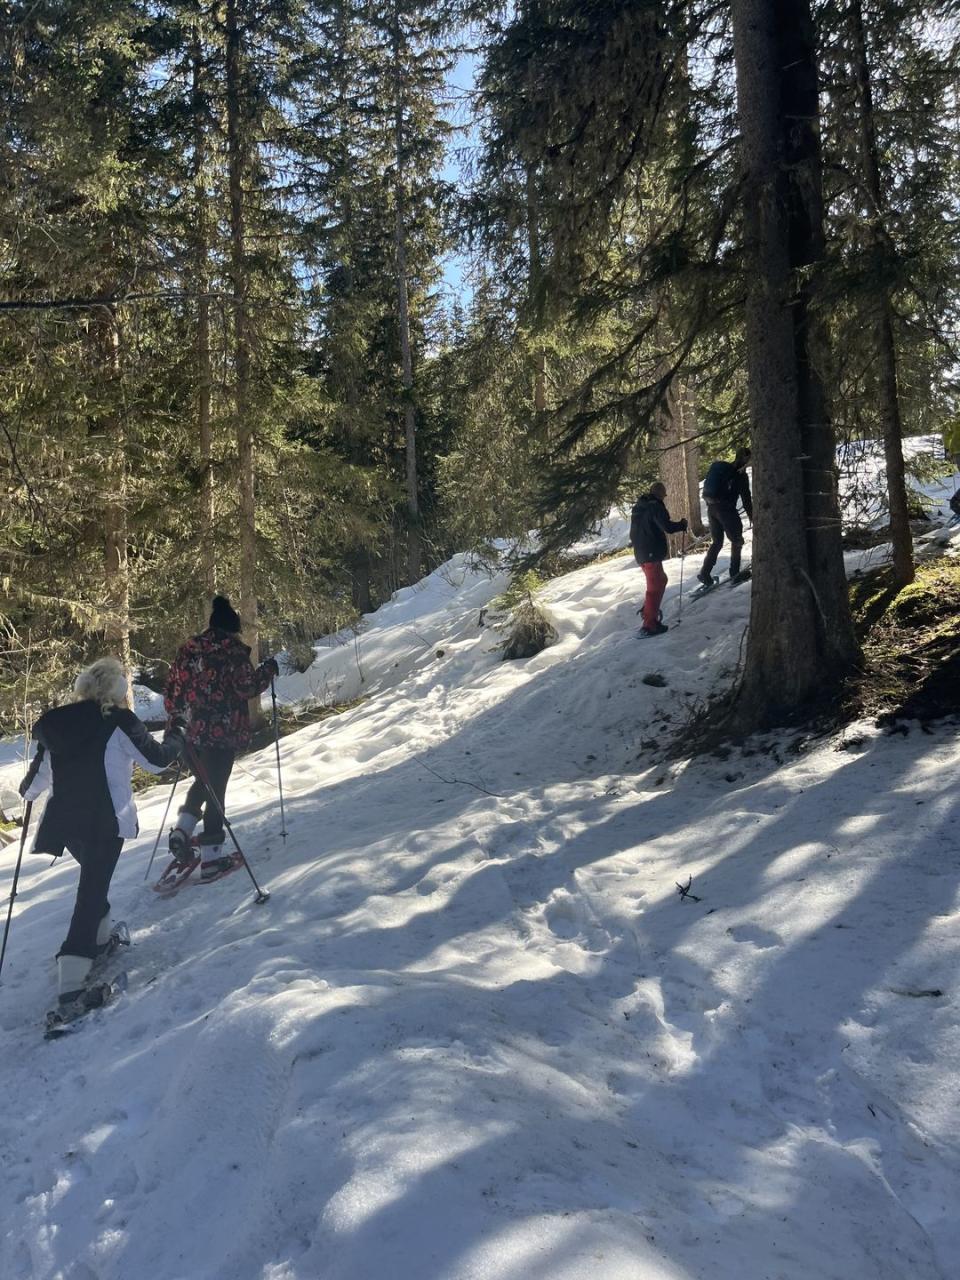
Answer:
[
  {"xmin": 164, "ymin": 628, "xmax": 274, "ymax": 750},
  {"xmin": 630, "ymin": 494, "xmax": 686, "ymax": 564},
  {"xmin": 21, "ymin": 702, "xmax": 183, "ymax": 853},
  {"xmin": 702, "ymin": 461, "xmax": 753, "ymax": 519}
]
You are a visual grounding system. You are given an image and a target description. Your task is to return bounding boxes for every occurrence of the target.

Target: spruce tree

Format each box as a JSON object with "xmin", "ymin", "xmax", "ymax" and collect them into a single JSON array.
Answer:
[{"xmin": 728, "ymin": 0, "xmax": 860, "ymax": 727}]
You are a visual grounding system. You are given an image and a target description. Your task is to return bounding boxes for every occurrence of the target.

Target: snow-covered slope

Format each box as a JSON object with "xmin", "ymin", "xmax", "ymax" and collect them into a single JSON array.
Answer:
[
  {"xmin": 838, "ymin": 433, "xmax": 958, "ymax": 525},
  {"xmin": 2, "ymin": 526, "xmax": 959, "ymax": 1280}
]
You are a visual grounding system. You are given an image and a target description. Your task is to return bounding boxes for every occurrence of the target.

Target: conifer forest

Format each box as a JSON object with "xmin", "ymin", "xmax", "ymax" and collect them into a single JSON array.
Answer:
[
  {"xmin": 1, "ymin": 0, "xmax": 959, "ymax": 729},
  {"xmin": 5, "ymin": 7, "xmax": 960, "ymax": 1278}
]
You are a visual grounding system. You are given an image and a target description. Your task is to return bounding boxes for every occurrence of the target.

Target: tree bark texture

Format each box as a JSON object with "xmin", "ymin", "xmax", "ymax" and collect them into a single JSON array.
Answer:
[
  {"xmin": 680, "ymin": 381, "xmax": 704, "ymax": 536},
  {"xmin": 729, "ymin": 0, "xmax": 860, "ymax": 729},
  {"xmin": 101, "ymin": 311, "xmax": 131, "ymax": 672},
  {"xmin": 526, "ymin": 164, "xmax": 547, "ymax": 419},
  {"xmin": 656, "ymin": 377, "xmax": 689, "ymax": 555},
  {"xmin": 849, "ymin": 0, "xmax": 914, "ymax": 585},
  {"xmin": 392, "ymin": 15, "xmax": 420, "ymax": 585},
  {"xmin": 226, "ymin": 0, "xmax": 259, "ymax": 682},
  {"xmin": 656, "ymin": 375, "xmax": 704, "ymax": 547},
  {"xmin": 192, "ymin": 33, "xmax": 216, "ymax": 620}
]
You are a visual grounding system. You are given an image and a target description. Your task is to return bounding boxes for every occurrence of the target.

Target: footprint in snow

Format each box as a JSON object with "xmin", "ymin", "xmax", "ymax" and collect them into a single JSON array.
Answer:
[
  {"xmin": 543, "ymin": 891, "xmax": 613, "ymax": 954},
  {"xmin": 726, "ymin": 923, "xmax": 783, "ymax": 949}
]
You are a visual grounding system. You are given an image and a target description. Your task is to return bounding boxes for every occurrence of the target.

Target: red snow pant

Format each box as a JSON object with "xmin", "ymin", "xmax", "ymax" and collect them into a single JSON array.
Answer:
[{"xmin": 640, "ymin": 561, "xmax": 667, "ymax": 629}]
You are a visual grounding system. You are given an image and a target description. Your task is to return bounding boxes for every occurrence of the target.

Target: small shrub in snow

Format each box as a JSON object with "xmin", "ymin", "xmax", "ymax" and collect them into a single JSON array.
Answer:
[{"xmin": 492, "ymin": 570, "xmax": 559, "ymax": 661}]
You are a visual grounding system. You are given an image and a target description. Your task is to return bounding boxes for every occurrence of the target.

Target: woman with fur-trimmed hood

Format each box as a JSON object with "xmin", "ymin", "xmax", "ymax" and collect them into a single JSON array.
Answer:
[{"xmin": 19, "ymin": 658, "xmax": 186, "ymax": 1007}]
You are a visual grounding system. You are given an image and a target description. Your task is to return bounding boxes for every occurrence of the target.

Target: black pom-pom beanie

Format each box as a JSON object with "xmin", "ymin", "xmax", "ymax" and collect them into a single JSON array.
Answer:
[{"xmin": 210, "ymin": 595, "xmax": 242, "ymax": 633}]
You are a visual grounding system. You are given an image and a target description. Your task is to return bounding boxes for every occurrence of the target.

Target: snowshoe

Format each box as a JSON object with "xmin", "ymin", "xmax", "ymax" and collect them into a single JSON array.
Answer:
[
  {"xmin": 690, "ymin": 576, "xmax": 721, "ymax": 601},
  {"xmin": 729, "ymin": 567, "xmax": 752, "ymax": 586},
  {"xmin": 153, "ymin": 852, "xmax": 201, "ymax": 896},
  {"xmin": 640, "ymin": 622, "xmax": 669, "ymax": 638},
  {"xmin": 44, "ymin": 972, "xmax": 128, "ymax": 1040},
  {"xmin": 92, "ymin": 921, "xmax": 130, "ymax": 967},
  {"xmin": 199, "ymin": 851, "xmax": 244, "ymax": 884}
]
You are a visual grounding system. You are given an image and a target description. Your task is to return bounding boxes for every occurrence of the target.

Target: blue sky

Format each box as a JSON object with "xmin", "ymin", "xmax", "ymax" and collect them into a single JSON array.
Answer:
[{"xmin": 439, "ymin": 49, "xmax": 479, "ymax": 308}]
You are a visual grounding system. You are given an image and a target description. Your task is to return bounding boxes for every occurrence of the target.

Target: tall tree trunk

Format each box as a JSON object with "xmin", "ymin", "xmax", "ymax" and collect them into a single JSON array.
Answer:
[
  {"xmin": 729, "ymin": 0, "xmax": 860, "ymax": 730},
  {"xmin": 347, "ymin": 549, "xmax": 373, "ymax": 614},
  {"xmin": 331, "ymin": 7, "xmax": 372, "ymax": 615},
  {"xmin": 784, "ymin": 7, "xmax": 857, "ymax": 657},
  {"xmin": 391, "ymin": 21, "xmax": 420, "ymax": 585},
  {"xmin": 192, "ymin": 31, "xmax": 216, "ymax": 622},
  {"xmin": 526, "ymin": 163, "xmax": 546, "ymax": 419},
  {"xmin": 656, "ymin": 375, "xmax": 705, "ymax": 542},
  {"xmin": 656, "ymin": 376, "xmax": 691, "ymax": 554},
  {"xmin": 226, "ymin": 0, "xmax": 258, "ymax": 670},
  {"xmin": 102, "ymin": 310, "xmax": 131, "ymax": 672},
  {"xmin": 849, "ymin": 0, "xmax": 914, "ymax": 585},
  {"xmin": 680, "ymin": 381, "xmax": 704, "ymax": 536}
]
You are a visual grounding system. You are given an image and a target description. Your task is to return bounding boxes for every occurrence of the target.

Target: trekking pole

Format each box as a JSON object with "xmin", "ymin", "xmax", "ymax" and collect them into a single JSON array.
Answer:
[
  {"xmin": 0, "ymin": 801, "xmax": 32, "ymax": 983},
  {"xmin": 677, "ymin": 532, "xmax": 687, "ymax": 622},
  {"xmin": 185, "ymin": 743, "xmax": 270, "ymax": 904},
  {"xmin": 144, "ymin": 761, "xmax": 182, "ymax": 882},
  {"xmin": 270, "ymin": 677, "xmax": 287, "ymax": 843}
]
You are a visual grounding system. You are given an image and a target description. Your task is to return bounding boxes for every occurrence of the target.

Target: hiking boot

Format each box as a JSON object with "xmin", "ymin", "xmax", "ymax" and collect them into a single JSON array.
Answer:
[
  {"xmin": 641, "ymin": 622, "xmax": 669, "ymax": 637},
  {"xmin": 696, "ymin": 570, "xmax": 713, "ymax": 587},
  {"xmin": 168, "ymin": 827, "xmax": 195, "ymax": 865}
]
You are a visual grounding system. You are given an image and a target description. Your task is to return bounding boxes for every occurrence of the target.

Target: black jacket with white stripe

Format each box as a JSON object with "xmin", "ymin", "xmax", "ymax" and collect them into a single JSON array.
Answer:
[{"xmin": 21, "ymin": 701, "xmax": 184, "ymax": 855}]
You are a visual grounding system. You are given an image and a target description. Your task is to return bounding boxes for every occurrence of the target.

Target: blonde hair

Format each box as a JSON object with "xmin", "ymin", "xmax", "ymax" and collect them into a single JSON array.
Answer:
[{"xmin": 73, "ymin": 657, "xmax": 130, "ymax": 715}]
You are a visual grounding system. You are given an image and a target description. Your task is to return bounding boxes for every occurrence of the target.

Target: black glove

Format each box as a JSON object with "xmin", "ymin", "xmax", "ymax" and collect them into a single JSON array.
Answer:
[
  {"xmin": 679, "ymin": 518, "xmax": 688, "ymax": 532},
  {"xmin": 263, "ymin": 657, "xmax": 280, "ymax": 679},
  {"xmin": 19, "ymin": 745, "xmax": 45, "ymax": 797},
  {"xmin": 164, "ymin": 718, "xmax": 188, "ymax": 757}
]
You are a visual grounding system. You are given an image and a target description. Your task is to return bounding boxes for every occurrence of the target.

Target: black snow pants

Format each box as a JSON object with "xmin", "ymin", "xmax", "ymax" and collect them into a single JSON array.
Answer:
[
  {"xmin": 700, "ymin": 500, "xmax": 744, "ymax": 578},
  {"xmin": 60, "ymin": 834, "xmax": 124, "ymax": 959},
  {"xmin": 182, "ymin": 745, "xmax": 235, "ymax": 845}
]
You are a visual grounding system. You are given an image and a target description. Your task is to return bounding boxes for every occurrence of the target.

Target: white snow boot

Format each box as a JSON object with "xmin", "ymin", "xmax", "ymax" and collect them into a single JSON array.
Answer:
[
  {"xmin": 200, "ymin": 844, "xmax": 233, "ymax": 882},
  {"xmin": 58, "ymin": 954, "xmax": 93, "ymax": 1006},
  {"xmin": 96, "ymin": 912, "xmax": 112, "ymax": 948}
]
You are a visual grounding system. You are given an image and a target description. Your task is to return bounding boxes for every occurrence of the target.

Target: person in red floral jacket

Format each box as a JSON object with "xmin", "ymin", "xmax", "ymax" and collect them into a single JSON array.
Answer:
[{"xmin": 164, "ymin": 595, "xmax": 278, "ymax": 879}]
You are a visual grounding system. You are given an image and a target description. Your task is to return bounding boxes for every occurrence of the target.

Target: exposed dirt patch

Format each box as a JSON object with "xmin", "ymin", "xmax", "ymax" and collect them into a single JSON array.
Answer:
[{"xmin": 846, "ymin": 556, "xmax": 960, "ymax": 724}]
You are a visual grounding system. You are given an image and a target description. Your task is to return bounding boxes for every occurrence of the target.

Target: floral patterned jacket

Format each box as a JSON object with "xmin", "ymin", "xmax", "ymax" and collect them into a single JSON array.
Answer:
[{"xmin": 164, "ymin": 628, "xmax": 273, "ymax": 750}]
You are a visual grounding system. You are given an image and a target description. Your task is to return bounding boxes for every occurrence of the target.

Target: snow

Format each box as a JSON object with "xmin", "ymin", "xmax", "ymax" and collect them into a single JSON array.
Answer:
[
  {"xmin": 838, "ymin": 433, "xmax": 958, "ymax": 525},
  {"xmin": 2, "ymin": 514, "xmax": 960, "ymax": 1278},
  {"xmin": 273, "ymin": 552, "xmax": 512, "ymax": 712},
  {"xmin": 131, "ymin": 683, "xmax": 165, "ymax": 723}
]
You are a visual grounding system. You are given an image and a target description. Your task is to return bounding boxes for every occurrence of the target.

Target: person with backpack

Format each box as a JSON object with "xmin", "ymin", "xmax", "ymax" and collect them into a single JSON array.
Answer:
[
  {"xmin": 697, "ymin": 446, "xmax": 753, "ymax": 586},
  {"xmin": 18, "ymin": 657, "xmax": 186, "ymax": 1008},
  {"xmin": 630, "ymin": 482, "xmax": 688, "ymax": 637},
  {"xmin": 163, "ymin": 595, "xmax": 278, "ymax": 880}
]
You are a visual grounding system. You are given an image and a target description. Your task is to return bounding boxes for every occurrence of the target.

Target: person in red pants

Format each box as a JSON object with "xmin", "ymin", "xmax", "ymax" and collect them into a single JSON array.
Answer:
[{"xmin": 629, "ymin": 483, "xmax": 688, "ymax": 636}]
